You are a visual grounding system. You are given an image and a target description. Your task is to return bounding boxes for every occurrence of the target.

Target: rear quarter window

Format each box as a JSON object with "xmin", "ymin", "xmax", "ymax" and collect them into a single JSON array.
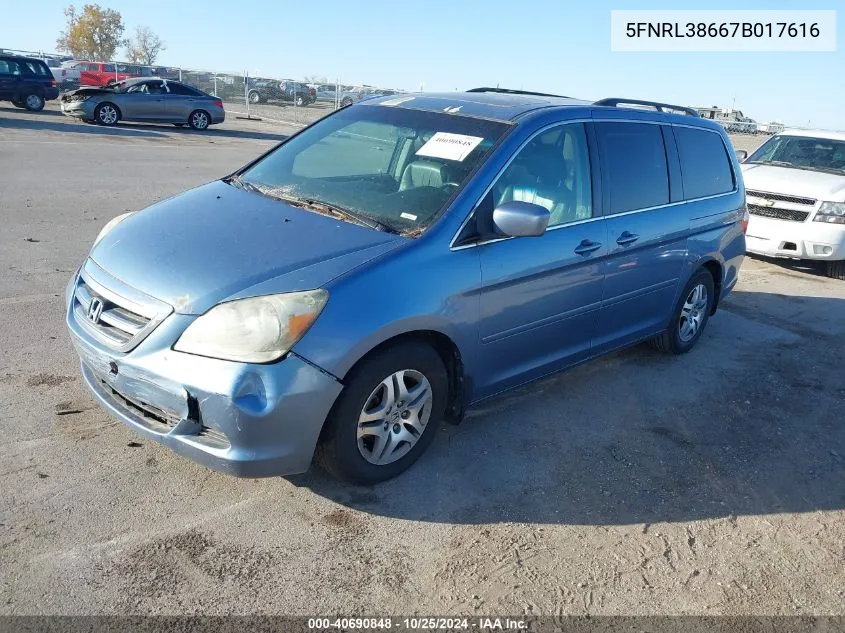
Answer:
[
  {"xmin": 596, "ymin": 122, "xmax": 670, "ymax": 214},
  {"xmin": 24, "ymin": 61, "xmax": 50, "ymax": 76},
  {"xmin": 674, "ymin": 126, "xmax": 735, "ymax": 199}
]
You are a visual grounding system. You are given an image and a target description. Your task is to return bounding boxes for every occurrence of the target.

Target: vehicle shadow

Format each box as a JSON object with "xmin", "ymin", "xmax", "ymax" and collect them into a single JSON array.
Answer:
[
  {"xmin": 1, "ymin": 107, "xmax": 289, "ymax": 142},
  {"xmin": 745, "ymin": 252, "xmax": 829, "ymax": 278},
  {"xmin": 0, "ymin": 110, "xmax": 168, "ymax": 138},
  {"xmin": 297, "ymin": 290, "xmax": 845, "ymax": 526}
]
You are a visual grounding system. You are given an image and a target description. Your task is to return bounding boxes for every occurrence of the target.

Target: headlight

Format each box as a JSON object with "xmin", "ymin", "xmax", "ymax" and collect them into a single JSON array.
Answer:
[
  {"xmin": 93, "ymin": 212, "xmax": 134, "ymax": 246},
  {"xmin": 814, "ymin": 201, "xmax": 845, "ymax": 225},
  {"xmin": 173, "ymin": 290, "xmax": 328, "ymax": 363}
]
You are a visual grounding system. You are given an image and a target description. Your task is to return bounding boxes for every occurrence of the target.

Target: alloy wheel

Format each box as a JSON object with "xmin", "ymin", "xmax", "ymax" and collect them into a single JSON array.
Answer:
[
  {"xmin": 191, "ymin": 111, "xmax": 208, "ymax": 129},
  {"xmin": 679, "ymin": 283, "xmax": 708, "ymax": 342},
  {"xmin": 356, "ymin": 369, "xmax": 433, "ymax": 466},
  {"xmin": 25, "ymin": 94, "xmax": 43, "ymax": 110},
  {"xmin": 98, "ymin": 105, "xmax": 117, "ymax": 125}
]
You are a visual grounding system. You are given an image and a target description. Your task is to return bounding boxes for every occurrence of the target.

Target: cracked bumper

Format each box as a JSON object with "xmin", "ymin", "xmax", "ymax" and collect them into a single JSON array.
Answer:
[{"xmin": 66, "ymin": 273, "xmax": 343, "ymax": 477}]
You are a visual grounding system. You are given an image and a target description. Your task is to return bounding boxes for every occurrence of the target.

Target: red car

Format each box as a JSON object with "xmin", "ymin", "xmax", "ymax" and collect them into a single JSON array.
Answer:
[{"xmin": 71, "ymin": 61, "xmax": 139, "ymax": 87}]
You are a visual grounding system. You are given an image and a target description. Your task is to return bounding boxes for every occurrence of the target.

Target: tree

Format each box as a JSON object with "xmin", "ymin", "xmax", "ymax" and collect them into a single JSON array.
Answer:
[
  {"xmin": 126, "ymin": 26, "xmax": 166, "ymax": 65},
  {"xmin": 56, "ymin": 4, "xmax": 125, "ymax": 61}
]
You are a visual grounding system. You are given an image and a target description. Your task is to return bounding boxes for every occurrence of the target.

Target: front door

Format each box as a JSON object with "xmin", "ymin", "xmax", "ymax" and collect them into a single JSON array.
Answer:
[
  {"xmin": 0, "ymin": 58, "xmax": 23, "ymax": 101},
  {"xmin": 474, "ymin": 122, "xmax": 607, "ymax": 398}
]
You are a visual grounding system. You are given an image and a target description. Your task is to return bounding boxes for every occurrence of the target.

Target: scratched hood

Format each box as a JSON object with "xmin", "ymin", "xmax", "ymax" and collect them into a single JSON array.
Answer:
[{"xmin": 90, "ymin": 180, "xmax": 404, "ymax": 314}]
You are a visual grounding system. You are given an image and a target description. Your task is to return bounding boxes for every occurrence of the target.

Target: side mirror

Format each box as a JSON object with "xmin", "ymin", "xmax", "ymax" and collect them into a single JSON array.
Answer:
[
  {"xmin": 736, "ymin": 149, "xmax": 748, "ymax": 162},
  {"xmin": 492, "ymin": 201, "xmax": 550, "ymax": 238}
]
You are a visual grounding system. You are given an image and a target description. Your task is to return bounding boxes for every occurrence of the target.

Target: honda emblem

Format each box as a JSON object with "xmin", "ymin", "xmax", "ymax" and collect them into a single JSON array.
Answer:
[{"xmin": 87, "ymin": 297, "xmax": 104, "ymax": 324}]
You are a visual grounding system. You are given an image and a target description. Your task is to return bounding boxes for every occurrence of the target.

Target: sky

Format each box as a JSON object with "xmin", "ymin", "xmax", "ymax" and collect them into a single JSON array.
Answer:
[{"xmin": 1, "ymin": 0, "xmax": 842, "ymax": 128}]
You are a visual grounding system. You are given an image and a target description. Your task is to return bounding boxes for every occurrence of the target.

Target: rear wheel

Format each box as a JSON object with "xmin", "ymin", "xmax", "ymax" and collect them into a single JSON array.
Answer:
[
  {"xmin": 94, "ymin": 102, "xmax": 119, "ymax": 126},
  {"xmin": 188, "ymin": 109, "xmax": 210, "ymax": 130},
  {"xmin": 340, "ymin": 96, "xmax": 353, "ymax": 107},
  {"xmin": 317, "ymin": 342, "xmax": 447, "ymax": 484},
  {"xmin": 826, "ymin": 260, "xmax": 845, "ymax": 280},
  {"xmin": 248, "ymin": 90, "xmax": 261, "ymax": 104},
  {"xmin": 648, "ymin": 269, "xmax": 715, "ymax": 355},
  {"xmin": 22, "ymin": 92, "xmax": 45, "ymax": 111}
]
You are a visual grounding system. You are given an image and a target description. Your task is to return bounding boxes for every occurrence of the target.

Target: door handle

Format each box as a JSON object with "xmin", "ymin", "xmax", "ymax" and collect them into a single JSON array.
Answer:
[
  {"xmin": 574, "ymin": 240, "xmax": 602, "ymax": 255},
  {"xmin": 616, "ymin": 231, "xmax": 640, "ymax": 246}
]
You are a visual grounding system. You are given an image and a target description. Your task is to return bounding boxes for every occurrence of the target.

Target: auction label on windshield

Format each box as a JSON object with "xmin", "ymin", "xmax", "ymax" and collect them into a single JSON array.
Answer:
[
  {"xmin": 416, "ymin": 132, "xmax": 484, "ymax": 162},
  {"xmin": 611, "ymin": 10, "xmax": 836, "ymax": 51}
]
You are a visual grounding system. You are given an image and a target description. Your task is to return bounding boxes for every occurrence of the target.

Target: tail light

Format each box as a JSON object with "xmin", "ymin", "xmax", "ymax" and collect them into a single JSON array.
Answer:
[
  {"xmin": 51, "ymin": 78, "xmax": 56, "ymax": 87},
  {"xmin": 740, "ymin": 205, "xmax": 750, "ymax": 234},
  {"xmin": 213, "ymin": 99, "xmax": 223, "ymax": 108}
]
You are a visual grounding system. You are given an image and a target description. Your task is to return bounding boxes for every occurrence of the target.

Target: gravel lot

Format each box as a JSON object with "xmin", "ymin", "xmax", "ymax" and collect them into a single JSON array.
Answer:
[{"xmin": 1, "ymin": 106, "xmax": 844, "ymax": 617}]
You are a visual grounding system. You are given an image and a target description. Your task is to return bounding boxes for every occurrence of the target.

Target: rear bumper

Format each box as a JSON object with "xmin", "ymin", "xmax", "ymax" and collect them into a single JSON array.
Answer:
[
  {"xmin": 44, "ymin": 87, "xmax": 60, "ymax": 100},
  {"xmin": 746, "ymin": 215, "xmax": 845, "ymax": 261}
]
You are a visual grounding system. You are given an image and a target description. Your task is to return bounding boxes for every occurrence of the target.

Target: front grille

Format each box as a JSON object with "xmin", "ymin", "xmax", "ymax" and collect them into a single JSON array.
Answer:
[
  {"xmin": 746, "ymin": 190, "xmax": 817, "ymax": 206},
  {"xmin": 748, "ymin": 204, "xmax": 810, "ymax": 222},
  {"xmin": 73, "ymin": 277, "xmax": 152, "ymax": 349}
]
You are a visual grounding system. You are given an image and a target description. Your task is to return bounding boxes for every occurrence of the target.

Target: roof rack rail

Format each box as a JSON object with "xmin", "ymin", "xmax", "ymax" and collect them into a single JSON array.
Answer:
[
  {"xmin": 594, "ymin": 98, "xmax": 700, "ymax": 117},
  {"xmin": 467, "ymin": 87, "xmax": 571, "ymax": 99}
]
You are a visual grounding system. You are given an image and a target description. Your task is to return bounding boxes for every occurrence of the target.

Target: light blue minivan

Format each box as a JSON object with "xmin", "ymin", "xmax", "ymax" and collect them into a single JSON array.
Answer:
[{"xmin": 66, "ymin": 89, "xmax": 747, "ymax": 484}]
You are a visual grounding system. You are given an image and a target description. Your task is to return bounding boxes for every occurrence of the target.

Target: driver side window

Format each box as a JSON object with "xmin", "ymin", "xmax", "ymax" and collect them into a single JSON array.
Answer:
[{"xmin": 491, "ymin": 123, "xmax": 592, "ymax": 228}]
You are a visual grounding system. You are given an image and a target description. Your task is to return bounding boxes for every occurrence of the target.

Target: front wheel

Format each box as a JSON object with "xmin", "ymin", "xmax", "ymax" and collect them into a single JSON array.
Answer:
[
  {"xmin": 188, "ymin": 109, "xmax": 210, "ymax": 130},
  {"xmin": 826, "ymin": 260, "xmax": 845, "ymax": 280},
  {"xmin": 317, "ymin": 342, "xmax": 447, "ymax": 484},
  {"xmin": 648, "ymin": 269, "xmax": 715, "ymax": 355},
  {"xmin": 248, "ymin": 90, "xmax": 261, "ymax": 104},
  {"xmin": 94, "ymin": 103, "xmax": 119, "ymax": 125},
  {"xmin": 294, "ymin": 94, "xmax": 304, "ymax": 107}
]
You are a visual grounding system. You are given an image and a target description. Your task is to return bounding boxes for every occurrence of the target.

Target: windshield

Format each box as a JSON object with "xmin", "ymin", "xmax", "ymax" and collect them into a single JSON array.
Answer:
[
  {"xmin": 237, "ymin": 104, "xmax": 511, "ymax": 233},
  {"xmin": 747, "ymin": 135, "xmax": 845, "ymax": 175}
]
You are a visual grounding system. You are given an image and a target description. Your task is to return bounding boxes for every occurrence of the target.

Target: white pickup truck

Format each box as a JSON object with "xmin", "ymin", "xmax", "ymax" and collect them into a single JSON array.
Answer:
[{"xmin": 44, "ymin": 59, "xmax": 81, "ymax": 90}]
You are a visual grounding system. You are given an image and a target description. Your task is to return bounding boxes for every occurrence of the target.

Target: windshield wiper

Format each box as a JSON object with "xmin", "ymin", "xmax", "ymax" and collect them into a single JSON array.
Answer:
[
  {"xmin": 225, "ymin": 179, "xmax": 399, "ymax": 234},
  {"xmin": 299, "ymin": 197, "xmax": 399, "ymax": 234},
  {"xmin": 225, "ymin": 175, "xmax": 265, "ymax": 195}
]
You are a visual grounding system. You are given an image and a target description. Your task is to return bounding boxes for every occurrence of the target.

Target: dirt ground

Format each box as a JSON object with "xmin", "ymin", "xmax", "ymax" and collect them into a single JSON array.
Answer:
[{"xmin": 1, "ymin": 107, "xmax": 843, "ymax": 617}]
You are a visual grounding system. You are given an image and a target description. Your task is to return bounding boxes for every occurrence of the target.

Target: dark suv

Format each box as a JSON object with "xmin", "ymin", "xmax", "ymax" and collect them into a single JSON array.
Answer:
[
  {"xmin": 247, "ymin": 79, "xmax": 316, "ymax": 106},
  {"xmin": 0, "ymin": 55, "xmax": 60, "ymax": 111}
]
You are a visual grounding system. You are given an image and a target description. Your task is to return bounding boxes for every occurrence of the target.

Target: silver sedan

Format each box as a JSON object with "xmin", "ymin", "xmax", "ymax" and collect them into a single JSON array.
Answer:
[{"xmin": 60, "ymin": 77, "xmax": 225, "ymax": 130}]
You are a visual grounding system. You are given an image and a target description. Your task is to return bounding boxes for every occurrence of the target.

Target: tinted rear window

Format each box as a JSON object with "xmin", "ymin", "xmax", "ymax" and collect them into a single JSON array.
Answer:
[
  {"xmin": 674, "ymin": 126, "xmax": 734, "ymax": 199},
  {"xmin": 167, "ymin": 83, "xmax": 202, "ymax": 96},
  {"xmin": 596, "ymin": 122, "xmax": 670, "ymax": 214},
  {"xmin": 24, "ymin": 61, "xmax": 50, "ymax": 76}
]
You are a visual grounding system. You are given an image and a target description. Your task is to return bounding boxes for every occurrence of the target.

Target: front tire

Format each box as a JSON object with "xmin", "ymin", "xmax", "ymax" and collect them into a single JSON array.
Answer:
[
  {"xmin": 294, "ymin": 94, "xmax": 304, "ymax": 107},
  {"xmin": 826, "ymin": 260, "xmax": 845, "ymax": 280},
  {"xmin": 317, "ymin": 342, "xmax": 448, "ymax": 484},
  {"xmin": 22, "ymin": 92, "xmax": 45, "ymax": 111},
  {"xmin": 248, "ymin": 90, "xmax": 261, "ymax": 104},
  {"xmin": 94, "ymin": 102, "xmax": 119, "ymax": 126},
  {"xmin": 649, "ymin": 269, "xmax": 715, "ymax": 355},
  {"xmin": 188, "ymin": 109, "xmax": 210, "ymax": 130}
]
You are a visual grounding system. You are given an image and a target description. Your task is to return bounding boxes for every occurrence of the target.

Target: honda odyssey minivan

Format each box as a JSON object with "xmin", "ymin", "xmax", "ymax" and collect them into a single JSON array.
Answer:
[{"xmin": 66, "ymin": 89, "xmax": 747, "ymax": 484}]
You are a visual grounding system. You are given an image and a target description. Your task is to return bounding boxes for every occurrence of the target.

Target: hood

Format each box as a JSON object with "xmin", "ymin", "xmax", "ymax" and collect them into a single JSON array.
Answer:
[
  {"xmin": 741, "ymin": 163, "xmax": 845, "ymax": 202},
  {"xmin": 90, "ymin": 181, "xmax": 404, "ymax": 314},
  {"xmin": 61, "ymin": 85, "xmax": 115, "ymax": 100}
]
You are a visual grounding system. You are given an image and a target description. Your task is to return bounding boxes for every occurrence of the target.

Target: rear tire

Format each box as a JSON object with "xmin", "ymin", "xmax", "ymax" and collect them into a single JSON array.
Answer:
[
  {"xmin": 317, "ymin": 342, "xmax": 447, "ymax": 484},
  {"xmin": 826, "ymin": 260, "xmax": 845, "ymax": 280},
  {"xmin": 94, "ymin": 102, "xmax": 119, "ymax": 126},
  {"xmin": 22, "ymin": 92, "xmax": 45, "ymax": 111},
  {"xmin": 188, "ymin": 109, "xmax": 210, "ymax": 130},
  {"xmin": 648, "ymin": 269, "xmax": 715, "ymax": 355}
]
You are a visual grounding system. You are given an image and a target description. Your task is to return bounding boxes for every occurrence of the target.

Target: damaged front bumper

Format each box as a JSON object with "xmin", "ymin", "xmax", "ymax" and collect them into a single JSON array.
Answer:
[{"xmin": 65, "ymin": 263, "xmax": 343, "ymax": 477}]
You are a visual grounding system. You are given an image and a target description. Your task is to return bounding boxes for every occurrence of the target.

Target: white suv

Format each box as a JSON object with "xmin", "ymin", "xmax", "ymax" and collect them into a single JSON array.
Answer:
[{"xmin": 740, "ymin": 129, "xmax": 845, "ymax": 279}]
